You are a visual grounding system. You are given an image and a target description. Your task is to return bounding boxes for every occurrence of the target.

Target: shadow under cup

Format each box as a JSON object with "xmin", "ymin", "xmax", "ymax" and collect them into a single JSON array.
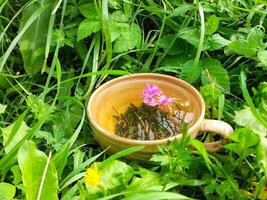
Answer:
[{"xmin": 87, "ymin": 74, "xmax": 205, "ymax": 159}]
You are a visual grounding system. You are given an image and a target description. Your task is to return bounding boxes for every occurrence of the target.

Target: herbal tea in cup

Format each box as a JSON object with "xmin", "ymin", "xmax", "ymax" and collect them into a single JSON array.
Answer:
[{"xmin": 113, "ymin": 84, "xmax": 194, "ymax": 140}]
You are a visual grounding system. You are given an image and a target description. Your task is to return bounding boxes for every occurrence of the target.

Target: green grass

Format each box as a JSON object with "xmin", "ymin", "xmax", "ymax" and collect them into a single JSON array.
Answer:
[{"xmin": 0, "ymin": 0, "xmax": 267, "ymax": 199}]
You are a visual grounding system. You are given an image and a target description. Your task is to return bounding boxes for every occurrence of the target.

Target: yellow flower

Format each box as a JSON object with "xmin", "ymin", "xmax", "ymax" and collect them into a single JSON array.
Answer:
[{"xmin": 84, "ymin": 163, "xmax": 101, "ymax": 188}]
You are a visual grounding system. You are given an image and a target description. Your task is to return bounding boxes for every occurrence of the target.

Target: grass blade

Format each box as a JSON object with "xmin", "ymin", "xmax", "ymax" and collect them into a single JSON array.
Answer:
[
  {"xmin": 0, "ymin": 3, "xmax": 53, "ymax": 72},
  {"xmin": 240, "ymin": 71, "xmax": 267, "ymax": 130}
]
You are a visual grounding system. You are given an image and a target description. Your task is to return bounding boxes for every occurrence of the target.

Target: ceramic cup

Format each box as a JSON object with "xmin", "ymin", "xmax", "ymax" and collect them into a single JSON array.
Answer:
[{"xmin": 87, "ymin": 73, "xmax": 233, "ymax": 159}]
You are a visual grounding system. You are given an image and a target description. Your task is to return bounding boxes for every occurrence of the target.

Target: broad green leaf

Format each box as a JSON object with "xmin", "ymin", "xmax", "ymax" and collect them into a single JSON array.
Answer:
[
  {"xmin": 258, "ymin": 50, "xmax": 267, "ymax": 67},
  {"xmin": 257, "ymin": 137, "xmax": 267, "ymax": 175},
  {"xmin": 11, "ymin": 165, "xmax": 22, "ymax": 185},
  {"xmin": 77, "ymin": 19, "xmax": 101, "ymax": 41},
  {"xmin": 150, "ymin": 155, "xmax": 169, "ymax": 165},
  {"xmin": 224, "ymin": 128, "xmax": 259, "ymax": 157},
  {"xmin": 109, "ymin": 21, "xmax": 121, "ymax": 42},
  {"xmin": 224, "ymin": 143, "xmax": 254, "ymax": 157},
  {"xmin": 99, "ymin": 160, "xmax": 132, "ymax": 189},
  {"xmin": 123, "ymin": 191, "xmax": 192, "ymax": 200},
  {"xmin": 19, "ymin": 0, "xmax": 53, "ymax": 76},
  {"xmin": 0, "ymin": 182, "xmax": 16, "ymax": 200},
  {"xmin": 127, "ymin": 168, "xmax": 161, "ymax": 192},
  {"xmin": 113, "ymin": 23, "xmax": 141, "ymax": 53},
  {"xmin": 254, "ymin": 0, "xmax": 267, "ymax": 5},
  {"xmin": 0, "ymin": 107, "xmax": 54, "ymax": 171},
  {"xmin": 168, "ymin": 4, "xmax": 195, "ymax": 17},
  {"xmin": 208, "ymin": 34, "xmax": 230, "ymax": 50},
  {"xmin": 123, "ymin": 1, "xmax": 132, "ymax": 18},
  {"xmin": 230, "ymin": 128, "xmax": 259, "ymax": 147},
  {"xmin": 1, "ymin": 121, "xmax": 30, "ymax": 154},
  {"xmin": 84, "ymin": 160, "xmax": 132, "ymax": 197},
  {"xmin": 201, "ymin": 58, "xmax": 230, "ymax": 91},
  {"xmin": 206, "ymin": 15, "xmax": 219, "ymax": 35},
  {"xmin": 110, "ymin": 10, "xmax": 129, "ymax": 22},
  {"xmin": 0, "ymin": 103, "xmax": 6, "ymax": 114},
  {"xmin": 18, "ymin": 140, "xmax": 58, "ymax": 200},
  {"xmin": 179, "ymin": 28, "xmax": 210, "ymax": 51},
  {"xmin": 180, "ymin": 59, "xmax": 201, "ymax": 84},
  {"xmin": 79, "ymin": 3, "xmax": 99, "ymax": 19},
  {"xmin": 247, "ymin": 27, "xmax": 264, "ymax": 48},
  {"xmin": 131, "ymin": 23, "xmax": 142, "ymax": 49},
  {"xmin": 158, "ymin": 35, "xmax": 187, "ymax": 55},
  {"xmin": 228, "ymin": 39, "xmax": 257, "ymax": 58},
  {"xmin": 234, "ymin": 107, "xmax": 267, "ymax": 135}
]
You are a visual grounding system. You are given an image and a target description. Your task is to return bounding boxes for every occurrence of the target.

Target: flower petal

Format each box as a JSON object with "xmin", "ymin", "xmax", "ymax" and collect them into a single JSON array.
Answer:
[
  {"xmin": 159, "ymin": 95, "xmax": 173, "ymax": 105},
  {"xmin": 144, "ymin": 98, "xmax": 159, "ymax": 106}
]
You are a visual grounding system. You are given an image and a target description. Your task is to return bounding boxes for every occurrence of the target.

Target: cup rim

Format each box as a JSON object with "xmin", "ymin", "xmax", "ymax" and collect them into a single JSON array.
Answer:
[{"xmin": 87, "ymin": 73, "xmax": 205, "ymax": 145}]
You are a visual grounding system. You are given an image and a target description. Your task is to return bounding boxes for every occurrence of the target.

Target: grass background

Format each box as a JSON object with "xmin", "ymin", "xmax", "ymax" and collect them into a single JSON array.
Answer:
[{"xmin": 0, "ymin": 0, "xmax": 267, "ymax": 199}]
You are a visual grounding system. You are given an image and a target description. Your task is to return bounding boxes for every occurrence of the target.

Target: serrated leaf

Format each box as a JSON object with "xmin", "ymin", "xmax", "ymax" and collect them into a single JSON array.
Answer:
[
  {"xmin": 179, "ymin": 28, "xmax": 210, "ymax": 50},
  {"xmin": 77, "ymin": 19, "xmax": 101, "ymax": 41},
  {"xmin": 0, "ymin": 182, "xmax": 16, "ymax": 200},
  {"xmin": 0, "ymin": 103, "xmax": 7, "ymax": 114},
  {"xmin": 224, "ymin": 128, "xmax": 259, "ymax": 157},
  {"xmin": 113, "ymin": 23, "xmax": 141, "ymax": 53},
  {"xmin": 110, "ymin": 10, "xmax": 129, "ymax": 22},
  {"xmin": 201, "ymin": 58, "xmax": 230, "ymax": 91},
  {"xmin": 180, "ymin": 59, "xmax": 201, "ymax": 84},
  {"xmin": 230, "ymin": 128, "xmax": 259, "ymax": 147},
  {"xmin": 109, "ymin": 21, "xmax": 121, "ymax": 42},
  {"xmin": 150, "ymin": 155, "xmax": 169, "ymax": 165},
  {"xmin": 228, "ymin": 39, "xmax": 257, "ymax": 58},
  {"xmin": 18, "ymin": 140, "xmax": 58, "ymax": 200},
  {"xmin": 228, "ymin": 27, "xmax": 264, "ymax": 58},
  {"xmin": 19, "ymin": 0, "xmax": 53, "ymax": 76},
  {"xmin": 206, "ymin": 15, "xmax": 219, "ymax": 35},
  {"xmin": 131, "ymin": 23, "xmax": 142, "ymax": 49},
  {"xmin": 247, "ymin": 27, "xmax": 264, "ymax": 48},
  {"xmin": 208, "ymin": 34, "xmax": 230, "ymax": 50}
]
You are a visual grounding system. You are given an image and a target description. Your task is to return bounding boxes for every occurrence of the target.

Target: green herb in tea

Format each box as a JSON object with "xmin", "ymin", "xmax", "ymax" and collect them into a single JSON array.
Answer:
[
  {"xmin": 114, "ymin": 103, "xmax": 188, "ymax": 140},
  {"xmin": 113, "ymin": 84, "xmax": 192, "ymax": 140}
]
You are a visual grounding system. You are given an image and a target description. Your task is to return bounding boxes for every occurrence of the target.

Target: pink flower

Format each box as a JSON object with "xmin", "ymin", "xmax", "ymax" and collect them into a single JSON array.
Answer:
[
  {"xmin": 141, "ymin": 83, "xmax": 173, "ymax": 107},
  {"xmin": 141, "ymin": 84, "xmax": 162, "ymax": 99},
  {"xmin": 159, "ymin": 95, "xmax": 173, "ymax": 105}
]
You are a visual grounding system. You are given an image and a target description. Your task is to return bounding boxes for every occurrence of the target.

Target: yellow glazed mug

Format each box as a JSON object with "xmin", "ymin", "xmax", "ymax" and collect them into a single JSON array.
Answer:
[{"xmin": 87, "ymin": 73, "xmax": 233, "ymax": 159}]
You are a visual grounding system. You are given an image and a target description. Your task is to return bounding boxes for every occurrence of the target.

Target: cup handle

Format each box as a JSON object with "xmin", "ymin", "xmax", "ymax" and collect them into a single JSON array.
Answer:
[{"xmin": 199, "ymin": 119, "xmax": 234, "ymax": 152}]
